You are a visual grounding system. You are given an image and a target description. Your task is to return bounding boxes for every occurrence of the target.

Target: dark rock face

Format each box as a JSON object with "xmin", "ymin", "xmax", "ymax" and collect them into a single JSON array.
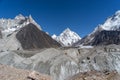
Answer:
[
  {"xmin": 16, "ymin": 23, "xmax": 61, "ymax": 50},
  {"xmin": 91, "ymin": 30, "xmax": 120, "ymax": 46},
  {"xmin": 73, "ymin": 27, "xmax": 103, "ymax": 46},
  {"xmin": 0, "ymin": 30, "xmax": 2, "ymax": 38}
]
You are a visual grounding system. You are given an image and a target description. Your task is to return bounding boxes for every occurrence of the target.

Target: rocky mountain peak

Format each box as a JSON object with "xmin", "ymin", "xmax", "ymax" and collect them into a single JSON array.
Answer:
[
  {"xmin": 74, "ymin": 10, "xmax": 120, "ymax": 46},
  {"xmin": 15, "ymin": 14, "xmax": 25, "ymax": 20},
  {"xmin": 63, "ymin": 28, "xmax": 71, "ymax": 32},
  {"xmin": 0, "ymin": 14, "xmax": 42, "ymax": 38},
  {"xmin": 115, "ymin": 10, "xmax": 120, "ymax": 15},
  {"xmin": 52, "ymin": 34, "xmax": 57, "ymax": 39},
  {"xmin": 16, "ymin": 23, "xmax": 61, "ymax": 50},
  {"xmin": 28, "ymin": 14, "xmax": 42, "ymax": 30},
  {"xmin": 59, "ymin": 28, "xmax": 73, "ymax": 37},
  {"xmin": 52, "ymin": 28, "xmax": 81, "ymax": 46},
  {"xmin": 100, "ymin": 10, "xmax": 120, "ymax": 31}
]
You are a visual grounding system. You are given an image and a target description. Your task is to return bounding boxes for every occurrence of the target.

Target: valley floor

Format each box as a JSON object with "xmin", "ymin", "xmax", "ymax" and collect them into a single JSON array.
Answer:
[{"xmin": 0, "ymin": 45, "xmax": 120, "ymax": 80}]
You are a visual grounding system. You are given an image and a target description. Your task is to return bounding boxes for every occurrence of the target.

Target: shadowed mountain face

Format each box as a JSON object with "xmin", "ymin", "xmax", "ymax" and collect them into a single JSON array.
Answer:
[
  {"xmin": 91, "ymin": 30, "xmax": 120, "ymax": 46},
  {"xmin": 16, "ymin": 23, "xmax": 61, "ymax": 50},
  {"xmin": 73, "ymin": 11, "xmax": 120, "ymax": 47}
]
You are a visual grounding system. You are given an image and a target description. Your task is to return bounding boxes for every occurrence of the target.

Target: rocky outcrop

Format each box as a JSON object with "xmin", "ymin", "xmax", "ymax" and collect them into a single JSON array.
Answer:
[
  {"xmin": 16, "ymin": 23, "xmax": 61, "ymax": 50},
  {"xmin": 0, "ymin": 64, "xmax": 52, "ymax": 80},
  {"xmin": 91, "ymin": 30, "xmax": 120, "ymax": 46},
  {"xmin": 73, "ymin": 26, "xmax": 103, "ymax": 46},
  {"xmin": 74, "ymin": 30, "xmax": 120, "ymax": 46},
  {"xmin": 68, "ymin": 71, "xmax": 119, "ymax": 80}
]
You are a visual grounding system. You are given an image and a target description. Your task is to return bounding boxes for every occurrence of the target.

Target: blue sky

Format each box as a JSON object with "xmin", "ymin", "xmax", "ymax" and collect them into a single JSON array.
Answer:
[{"xmin": 0, "ymin": 0, "xmax": 120, "ymax": 37}]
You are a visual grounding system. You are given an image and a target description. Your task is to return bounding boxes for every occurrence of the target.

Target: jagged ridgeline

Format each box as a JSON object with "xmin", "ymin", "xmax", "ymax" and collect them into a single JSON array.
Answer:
[
  {"xmin": 90, "ymin": 30, "xmax": 120, "ymax": 45},
  {"xmin": 16, "ymin": 23, "xmax": 61, "ymax": 49},
  {"xmin": 0, "ymin": 14, "xmax": 61, "ymax": 51},
  {"xmin": 52, "ymin": 28, "xmax": 81, "ymax": 47},
  {"xmin": 74, "ymin": 10, "xmax": 120, "ymax": 46}
]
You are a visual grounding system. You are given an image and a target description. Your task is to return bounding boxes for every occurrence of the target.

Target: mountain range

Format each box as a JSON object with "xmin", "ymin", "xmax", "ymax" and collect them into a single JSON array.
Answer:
[
  {"xmin": 1, "ymin": 10, "xmax": 120, "ymax": 48},
  {"xmin": 0, "ymin": 14, "xmax": 61, "ymax": 51},
  {"xmin": 74, "ymin": 10, "xmax": 120, "ymax": 47},
  {"xmin": 1, "ymin": 11, "xmax": 120, "ymax": 80}
]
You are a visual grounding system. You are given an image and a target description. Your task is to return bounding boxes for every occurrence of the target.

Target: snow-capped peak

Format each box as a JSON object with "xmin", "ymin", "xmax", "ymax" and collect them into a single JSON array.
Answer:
[
  {"xmin": 76, "ymin": 10, "xmax": 120, "ymax": 46},
  {"xmin": 100, "ymin": 10, "xmax": 120, "ymax": 31},
  {"xmin": 52, "ymin": 28, "xmax": 81, "ymax": 46},
  {"xmin": 63, "ymin": 28, "xmax": 71, "ymax": 32},
  {"xmin": 28, "ymin": 15, "xmax": 42, "ymax": 30},
  {"xmin": 15, "ymin": 14, "xmax": 25, "ymax": 20},
  {"xmin": 52, "ymin": 34, "xmax": 57, "ymax": 39},
  {"xmin": 60, "ymin": 28, "xmax": 71, "ymax": 35},
  {"xmin": 60, "ymin": 28, "xmax": 71, "ymax": 36},
  {"xmin": 0, "ymin": 14, "xmax": 42, "ymax": 38},
  {"xmin": 115, "ymin": 10, "xmax": 120, "ymax": 15}
]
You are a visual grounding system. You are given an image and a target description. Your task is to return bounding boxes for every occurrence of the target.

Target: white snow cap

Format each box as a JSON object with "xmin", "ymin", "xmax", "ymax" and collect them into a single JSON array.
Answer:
[
  {"xmin": 28, "ymin": 14, "xmax": 42, "ymax": 30},
  {"xmin": 52, "ymin": 28, "xmax": 81, "ymax": 46},
  {"xmin": 15, "ymin": 14, "xmax": 25, "ymax": 20},
  {"xmin": 100, "ymin": 10, "xmax": 120, "ymax": 30},
  {"xmin": 115, "ymin": 10, "xmax": 120, "ymax": 15},
  {"xmin": 0, "ymin": 14, "xmax": 42, "ymax": 38},
  {"xmin": 52, "ymin": 34, "xmax": 57, "ymax": 39}
]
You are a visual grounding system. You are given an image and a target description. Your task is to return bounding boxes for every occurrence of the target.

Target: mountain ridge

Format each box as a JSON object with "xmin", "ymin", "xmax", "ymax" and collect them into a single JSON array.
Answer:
[
  {"xmin": 52, "ymin": 28, "xmax": 81, "ymax": 46},
  {"xmin": 0, "ymin": 14, "xmax": 61, "ymax": 51},
  {"xmin": 0, "ymin": 14, "xmax": 42, "ymax": 38},
  {"xmin": 74, "ymin": 10, "xmax": 120, "ymax": 46}
]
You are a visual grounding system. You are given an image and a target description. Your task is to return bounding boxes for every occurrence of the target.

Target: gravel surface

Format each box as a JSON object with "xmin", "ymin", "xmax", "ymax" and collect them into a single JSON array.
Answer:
[{"xmin": 0, "ymin": 64, "xmax": 52, "ymax": 80}]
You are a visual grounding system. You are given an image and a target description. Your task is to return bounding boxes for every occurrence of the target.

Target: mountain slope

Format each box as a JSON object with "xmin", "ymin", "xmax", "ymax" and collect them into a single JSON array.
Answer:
[
  {"xmin": 90, "ymin": 30, "xmax": 120, "ymax": 45},
  {"xmin": 16, "ymin": 23, "xmax": 61, "ymax": 49},
  {"xmin": 52, "ymin": 28, "xmax": 81, "ymax": 46},
  {"xmin": 0, "ymin": 15, "xmax": 61, "ymax": 51},
  {"xmin": 100, "ymin": 10, "xmax": 120, "ymax": 30},
  {"xmin": 0, "ymin": 14, "xmax": 41, "ymax": 38},
  {"xmin": 74, "ymin": 10, "xmax": 120, "ymax": 46}
]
